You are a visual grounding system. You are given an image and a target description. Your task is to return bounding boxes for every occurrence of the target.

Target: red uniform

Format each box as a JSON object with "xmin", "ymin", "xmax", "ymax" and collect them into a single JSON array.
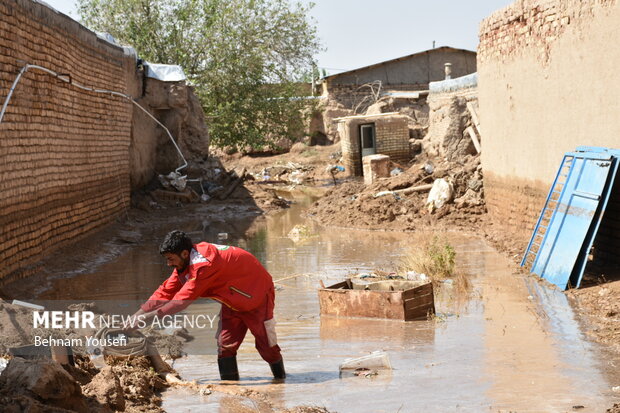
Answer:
[{"xmin": 142, "ymin": 242, "xmax": 281, "ymax": 363}]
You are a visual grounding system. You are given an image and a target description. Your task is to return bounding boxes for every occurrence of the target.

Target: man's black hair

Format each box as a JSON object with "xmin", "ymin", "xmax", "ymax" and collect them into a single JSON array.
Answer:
[{"xmin": 160, "ymin": 230, "xmax": 193, "ymax": 255}]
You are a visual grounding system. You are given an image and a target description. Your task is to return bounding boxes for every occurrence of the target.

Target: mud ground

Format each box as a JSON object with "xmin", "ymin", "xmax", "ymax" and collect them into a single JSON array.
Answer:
[
  {"xmin": 2, "ymin": 143, "xmax": 620, "ymax": 412},
  {"xmin": 221, "ymin": 144, "xmax": 620, "ymax": 365}
]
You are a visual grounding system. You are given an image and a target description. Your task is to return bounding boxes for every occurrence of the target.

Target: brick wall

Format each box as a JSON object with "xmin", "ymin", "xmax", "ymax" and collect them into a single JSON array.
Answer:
[
  {"xmin": 0, "ymin": 0, "xmax": 135, "ymax": 282},
  {"xmin": 375, "ymin": 117, "xmax": 409, "ymax": 163},
  {"xmin": 339, "ymin": 115, "xmax": 410, "ymax": 176},
  {"xmin": 484, "ymin": 173, "xmax": 548, "ymax": 247},
  {"xmin": 478, "ymin": 0, "xmax": 619, "ymax": 248}
]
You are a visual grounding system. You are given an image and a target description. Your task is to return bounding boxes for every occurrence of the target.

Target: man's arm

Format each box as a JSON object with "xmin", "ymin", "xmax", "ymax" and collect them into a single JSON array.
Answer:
[
  {"xmin": 140, "ymin": 273, "xmax": 184, "ymax": 313},
  {"xmin": 153, "ymin": 267, "xmax": 213, "ymax": 316}
]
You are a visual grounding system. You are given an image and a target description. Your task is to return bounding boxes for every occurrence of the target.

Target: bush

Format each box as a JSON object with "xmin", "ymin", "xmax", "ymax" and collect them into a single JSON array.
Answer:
[{"xmin": 401, "ymin": 236, "xmax": 456, "ymax": 280}]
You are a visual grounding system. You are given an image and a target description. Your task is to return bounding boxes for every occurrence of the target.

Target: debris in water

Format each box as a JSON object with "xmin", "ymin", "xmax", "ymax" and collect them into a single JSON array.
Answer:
[
  {"xmin": 339, "ymin": 351, "xmax": 392, "ymax": 371},
  {"xmin": 353, "ymin": 367, "xmax": 378, "ymax": 378}
]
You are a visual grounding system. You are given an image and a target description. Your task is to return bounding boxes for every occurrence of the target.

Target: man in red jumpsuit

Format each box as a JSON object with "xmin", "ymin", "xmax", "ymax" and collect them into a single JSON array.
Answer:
[{"xmin": 131, "ymin": 230, "xmax": 285, "ymax": 380}]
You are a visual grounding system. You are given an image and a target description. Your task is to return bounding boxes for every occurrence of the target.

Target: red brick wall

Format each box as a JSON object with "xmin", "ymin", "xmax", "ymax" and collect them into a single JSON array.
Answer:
[{"xmin": 0, "ymin": 0, "xmax": 134, "ymax": 282}]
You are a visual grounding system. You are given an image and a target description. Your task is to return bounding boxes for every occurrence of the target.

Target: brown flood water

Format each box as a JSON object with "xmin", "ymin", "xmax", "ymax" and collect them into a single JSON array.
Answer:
[{"xmin": 6, "ymin": 192, "xmax": 619, "ymax": 412}]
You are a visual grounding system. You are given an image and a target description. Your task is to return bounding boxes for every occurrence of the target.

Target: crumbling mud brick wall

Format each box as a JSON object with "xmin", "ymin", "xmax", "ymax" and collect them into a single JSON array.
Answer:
[
  {"xmin": 338, "ymin": 114, "xmax": 410, "ymax": 176},
  {"xmin": 131, "ymin": 78, "xmax": 209, "ymax": 189},
  {"xmin": 0, "ymin": 0, "xmax": 136, "ymax": 282},
  {"xmin": 423, "ymin": 87, "xmax": 478, "ymax": 162},
  {"xmin": 478, "ymin": 0, "xmax": 620, "ymax": 247}
]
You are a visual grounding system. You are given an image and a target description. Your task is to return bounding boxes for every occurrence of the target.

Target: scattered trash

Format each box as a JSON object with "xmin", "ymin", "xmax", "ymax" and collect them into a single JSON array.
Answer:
[
  {"xmin": 159, "ymin": 171, "xmax": 187, "ymax": 192},
  {"xmin": 353, "ymin": 368, "xmax": 378, "ymax": 378},
  {"xmin": 10, "ymin": 300, "xmax": 44, "ymax": 310},
  {"xmin": 423, "ymin": 162, "xmax": 434, "ymax": 174},
  {"xmin": 288, "ymin": 224, "xmax": 316, "ymax": 243},
  {"xmin": 0, "ymin": 358, "xmax": 7, "ymax": 374},
  {"xmin": 326, "ymin": 165, "xmax": 345, "ymax": 185},
  {"xmin": 612, "ymin": 386, "xmax": 620, "ymax": 392},
  {"xmin": 202, "ymin": 181, "xmax": 222, "ymax": 194},
  {"xmin": 340, "ymin": 351, "xmax": 392, "ymax": 371},
  {"xmin": 406, "ymin": 271, "xmax": 428, "ymax": 282},
  {"xmin": 200, "ymin": 194, "xmax": 211, "ymax": 202},
  {"xmin": 426, "ymin": 178, "xmax": 454, "ymax": 211},
  {"xmin": 217, "ymin": 232, "xmax": 229, "ymax": 241},
  {"xmin": 374, "ymin": 190, "xmax": 396, "ymax": 198},
  {"xmin": 289, "ymin": 170, "xmax": 305, "ymax": 185},
  {"xmin": 326, "ymin": 165, "xmax": 345, "ymax": 173},
  {"xmin": 390, "ymin": 167, "xmax": 403, "ymax": 176},
  {"xmin": 572, "ymin": 406, "xmax": 585, "ymax": 410}
]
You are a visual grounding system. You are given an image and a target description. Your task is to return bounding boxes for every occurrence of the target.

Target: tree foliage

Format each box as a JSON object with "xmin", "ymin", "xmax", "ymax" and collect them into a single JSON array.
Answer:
[{"xmin": 78, "ymin": 0, "xmax": 321, "ymax": 149}]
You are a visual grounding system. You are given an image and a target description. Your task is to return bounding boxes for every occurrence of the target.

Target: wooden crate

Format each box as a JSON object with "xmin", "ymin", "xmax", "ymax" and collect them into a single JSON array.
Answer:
[{"xmin": 318, "ymin": 279, "xmax": 434, "ymax": 321}]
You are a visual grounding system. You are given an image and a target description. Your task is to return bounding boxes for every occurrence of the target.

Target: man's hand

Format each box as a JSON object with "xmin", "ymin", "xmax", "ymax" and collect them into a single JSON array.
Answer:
[
  {"xmin": 123, "ymin": 309, "xmax": 159, "ymax": 332},
  {"xmin": 123, "ymin": 308, "xmax": 146, "ymax": 332}
]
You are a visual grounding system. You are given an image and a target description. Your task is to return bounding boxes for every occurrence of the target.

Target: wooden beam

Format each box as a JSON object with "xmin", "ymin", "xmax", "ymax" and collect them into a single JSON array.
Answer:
[{"xmin": 465, "ymin": 126, "xmax": 481, "ymax": 154}]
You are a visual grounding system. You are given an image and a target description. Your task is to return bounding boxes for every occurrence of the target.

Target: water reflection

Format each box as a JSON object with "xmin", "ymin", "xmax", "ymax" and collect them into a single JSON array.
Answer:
[{"xmin": 2, "ymin": 195, "xmax": 614, "ymax": 412}]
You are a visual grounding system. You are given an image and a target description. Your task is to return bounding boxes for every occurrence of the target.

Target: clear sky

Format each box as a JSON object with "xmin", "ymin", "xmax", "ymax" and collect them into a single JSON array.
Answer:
[{"xmin": 42, "ymin": 0, "xmax": 514, "ymax": 75}]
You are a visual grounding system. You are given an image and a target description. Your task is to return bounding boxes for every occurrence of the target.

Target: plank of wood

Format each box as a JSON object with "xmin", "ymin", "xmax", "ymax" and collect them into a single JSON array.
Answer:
[
  {"xmin": 465, "ymin": 126, "xmax": 481, "ymax": 154},
  {"xmin": 466, "ymin": 101, "xmax": 482, "ymax": 135}
]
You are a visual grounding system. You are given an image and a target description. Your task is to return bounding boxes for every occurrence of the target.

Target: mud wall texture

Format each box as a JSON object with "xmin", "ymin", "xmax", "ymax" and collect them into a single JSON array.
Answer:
[
  {"xmin": 339, "ymin": 115, "xmax": 410, "ymax": 176},
  {"xmin": 423, "ymin": 88, "xmax": 478, "ymax": 162},
  {"xmin": 0, "ymin": 0, "xmax": 135, "ymax": 282},
  {"xmin": 478, "ymin": 0, "xmax": 620, "ymax": 245},
  {"xmin": 324, "ymin": 47, "xmax": 477, "ymax": 110},
  {"xmin": 131, "ymin": 79, "xmax": 209, "ymax": 188}
]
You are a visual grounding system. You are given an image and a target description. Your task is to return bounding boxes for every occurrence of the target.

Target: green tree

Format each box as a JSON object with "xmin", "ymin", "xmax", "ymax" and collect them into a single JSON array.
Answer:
[{"xmin": 78, "ymin": 0, "xmax": 321, "ymax": 150}]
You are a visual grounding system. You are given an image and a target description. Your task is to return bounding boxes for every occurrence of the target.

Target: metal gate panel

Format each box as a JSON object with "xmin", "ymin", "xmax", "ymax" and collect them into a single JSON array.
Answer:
[{"xmin": 525, "ymin": 152, "xmax": 614, "ymax": 290}]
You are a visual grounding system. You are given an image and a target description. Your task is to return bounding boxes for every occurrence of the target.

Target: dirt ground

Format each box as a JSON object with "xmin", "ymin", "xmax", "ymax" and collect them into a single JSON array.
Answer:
[
  {"xmin": 2, "ymin": 140, "xmax": 619, "ymax": 412},
  {"xmin": 219, "ymin": 144, "xmax": 620, "ymax": 367},
  {"xmin": 305, "ymin": 154, "xmax": 484, "ymax": 231},
  {"xmin": 0, "ymin": 297, "xmax": 334, "ymax": 413}
]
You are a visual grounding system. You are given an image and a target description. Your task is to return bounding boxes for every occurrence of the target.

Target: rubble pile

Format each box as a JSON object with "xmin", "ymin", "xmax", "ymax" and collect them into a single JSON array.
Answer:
[
  {"xmin": 0, "ymin": 300, "xmax": 175, "ymax": 412},
  {"xmin": 132, "ymin": 156, "xmax": 295, "ymax": 213},
  {"xmin": 307, "ymin": 154, "xmax": 485, "ymax": 230}
]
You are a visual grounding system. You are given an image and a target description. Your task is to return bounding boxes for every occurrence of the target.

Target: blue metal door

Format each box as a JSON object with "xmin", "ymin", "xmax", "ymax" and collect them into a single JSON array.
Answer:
[{"xmin": 527, "ymin": 152, "xmax": 615, "ymax": 289}]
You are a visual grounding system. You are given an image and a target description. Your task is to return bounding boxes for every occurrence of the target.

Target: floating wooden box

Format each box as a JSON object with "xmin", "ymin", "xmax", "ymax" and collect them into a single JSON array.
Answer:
[{"xmin": 318, "ymin": 279, "xmax": 435, "ymax": 321}]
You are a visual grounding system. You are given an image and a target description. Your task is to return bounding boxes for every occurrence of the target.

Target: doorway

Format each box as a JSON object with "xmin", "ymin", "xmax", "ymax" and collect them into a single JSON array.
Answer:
[{"xmin": 359, "ymin": 123, "xmax": 376, "ymax": 158}]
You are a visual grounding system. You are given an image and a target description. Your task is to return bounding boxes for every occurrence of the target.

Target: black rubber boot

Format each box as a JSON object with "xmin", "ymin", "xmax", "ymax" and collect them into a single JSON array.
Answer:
[
  {"xmin": 269, "ymin": 358, "xmax": 286, "ymax": 379},
  {"xmin": 218, "ymin": 356, "xmax": 239, "ymax": 381}
]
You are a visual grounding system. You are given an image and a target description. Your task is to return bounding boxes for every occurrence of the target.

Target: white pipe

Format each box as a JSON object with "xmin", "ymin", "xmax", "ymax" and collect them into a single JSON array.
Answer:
[{"xmin": 0, "ymin": 63, "xmax": 189, "ymax": 174}]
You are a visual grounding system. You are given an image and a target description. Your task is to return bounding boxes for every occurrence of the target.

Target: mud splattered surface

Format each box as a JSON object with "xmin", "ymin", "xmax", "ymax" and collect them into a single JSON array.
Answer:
[
  {"xmin": 3, "ymin": 196, "xmax": 618, "ymax": 412},
  {"xmin": 306, "ymin": 154, "xmax": 485, "ymax": 232}
]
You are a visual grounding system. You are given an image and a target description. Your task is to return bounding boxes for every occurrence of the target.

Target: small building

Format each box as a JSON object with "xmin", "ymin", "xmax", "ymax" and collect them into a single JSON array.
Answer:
[
  {"xmin": 321, "ymin": 46, "xmax": 477, "ymax": 110},
  {"xmin": 337, "ymin": 113, "xmax": 410, "ymax": 176}
]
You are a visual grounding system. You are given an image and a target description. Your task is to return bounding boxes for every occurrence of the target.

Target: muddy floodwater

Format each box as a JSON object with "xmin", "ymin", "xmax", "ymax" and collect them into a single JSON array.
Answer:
[{"xmin": 7, "ymin": 193, "xmax": 619, "ymax": 412}]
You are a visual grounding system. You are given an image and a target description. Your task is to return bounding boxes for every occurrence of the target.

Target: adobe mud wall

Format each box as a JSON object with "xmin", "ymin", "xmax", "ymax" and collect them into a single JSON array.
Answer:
[
  {"xmin": 0, "ymin": 0, "xmax": 137, "ymax": 282},
  {"xmin": 423, "ymin": 87, "xmax": 478, "ymax": 162},
  {"xmin": 478, "ymin": 0, "xmax": 620, "ymax": 245}
]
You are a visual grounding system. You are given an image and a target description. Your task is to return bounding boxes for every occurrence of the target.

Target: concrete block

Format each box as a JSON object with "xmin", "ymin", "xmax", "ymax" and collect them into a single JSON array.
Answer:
[{"xmin": 363, "ymin": 154, "xmax": 390, "ymax": 185}]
